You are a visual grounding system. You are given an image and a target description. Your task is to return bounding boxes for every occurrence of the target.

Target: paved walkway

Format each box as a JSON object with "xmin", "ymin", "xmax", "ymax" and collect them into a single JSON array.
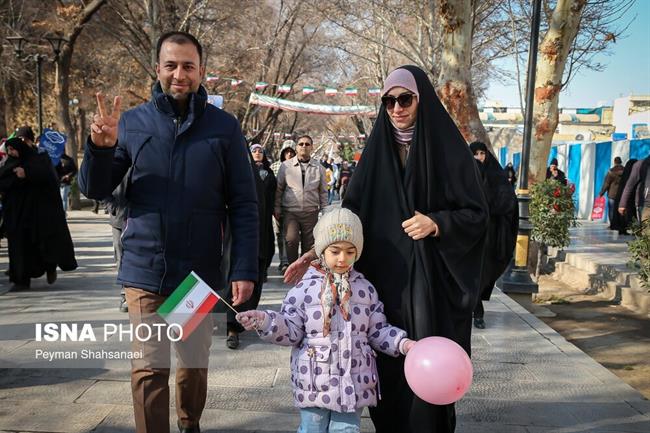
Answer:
[{"xmin": 0, "ymin": 212, "xmax": 648, "ymax": 433}]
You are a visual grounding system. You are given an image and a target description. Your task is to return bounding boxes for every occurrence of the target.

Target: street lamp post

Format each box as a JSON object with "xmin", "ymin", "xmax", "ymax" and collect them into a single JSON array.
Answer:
[
  {"xmin": 6, "ymin": 34, "xmax": 66, "ymax": 136},
  {"xmin": 495, "ymin": 0, "xmax": 542, "ymax": 299}
]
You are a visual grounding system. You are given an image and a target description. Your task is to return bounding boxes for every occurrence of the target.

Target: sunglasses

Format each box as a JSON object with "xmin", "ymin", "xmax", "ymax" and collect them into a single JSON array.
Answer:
[
  {"xmin": 297, "ymin": 142, "xmax": 312, "ymax": 147},
  {"xmin": 381, "ymin": 92, "xmax": 416, "ymax": 110}
]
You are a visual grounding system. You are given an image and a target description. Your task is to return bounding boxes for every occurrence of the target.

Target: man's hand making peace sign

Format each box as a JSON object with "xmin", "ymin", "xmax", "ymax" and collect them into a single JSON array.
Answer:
[{"xmin": 91, "ymin": 92, "xmax": 122, "ymax": 148}]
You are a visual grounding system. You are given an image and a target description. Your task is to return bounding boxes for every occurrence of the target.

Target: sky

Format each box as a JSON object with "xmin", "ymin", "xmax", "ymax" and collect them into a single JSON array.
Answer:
[{"xmin": 483, "ymin": 1, "xmax": 650, "ymax": 109}]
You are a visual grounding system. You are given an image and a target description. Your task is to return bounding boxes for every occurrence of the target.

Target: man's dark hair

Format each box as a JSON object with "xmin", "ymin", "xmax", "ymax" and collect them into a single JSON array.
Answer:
[
  {"xmin": 614, "ymin": 156, "xmax": 622, "ymax": 164},
  {"xmin": 156, "ymin": 31, "xmax": 203, "ymax": 63},
  {"xmin": 297, "ymin": 134, "xmax": 313, "ymax": 144}
]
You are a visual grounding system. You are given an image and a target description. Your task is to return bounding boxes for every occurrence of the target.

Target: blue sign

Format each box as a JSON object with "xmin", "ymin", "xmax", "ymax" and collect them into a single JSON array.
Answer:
[
  {"xmin": 38, "ymin": 129, "xmax": 67, "ymax": 165},
  {"xmin": 611, "ymin": 132, "xmax": 628, "ymax": 141},
  {"xmin": 207, "ymin": 95, "xmax": 224, "ymax": 109}
]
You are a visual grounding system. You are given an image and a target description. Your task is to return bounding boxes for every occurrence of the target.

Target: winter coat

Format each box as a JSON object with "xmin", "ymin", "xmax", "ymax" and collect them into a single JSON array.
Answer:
[
  {"xmin": 256, "ymin": 265, "xmax": 407, "ymax": 413},
  {"xmin": 78, "ymin": 82, "xmax": 259, "ymax": 295},
  {"xmin": 275, "ymin": 156, "xmax": 328, "ymax": 214},
  {"xmin": 620, "ymin": 158, "xmax": 650, "ymax": 210},
  {"xmin": 599, "ymin": 164, "xmax": 625, "ymax": 198},
  {"xmin": 55, "ymin": 154, "xmax": 78, "ymax": 186}
]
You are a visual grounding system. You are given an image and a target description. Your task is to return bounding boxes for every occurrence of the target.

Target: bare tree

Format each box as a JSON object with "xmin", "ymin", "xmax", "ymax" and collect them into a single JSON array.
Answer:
[
  {"xmin": 51, "ymin": 0, "xmax": 107, "ymax": 159},
  {"xmin": 526, "ymin": 0, "xmax": 634, "ymax": 183},
  {"xmin": 437, "ymin": 0, "xmax": 491, "ymax": 146}
]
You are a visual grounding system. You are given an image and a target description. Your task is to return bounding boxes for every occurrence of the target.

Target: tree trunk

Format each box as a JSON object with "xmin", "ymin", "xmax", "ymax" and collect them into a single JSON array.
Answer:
[
  {"xmin": 436, "ymin": 0, "xmax": 491, "ymax": 149},
  {"xmin": 0, "ymin": 93, "xmax": 6, "ymax": 136},
  {"xmin": 529, "ymin": 0, "xmax": 587, "ymax": 184},
  {"xmin": 53, "ymin": 0, "xmax": 106, "ymax": 160},
  {"xmin": 54, "ymin": 49, "xmax": 78, "ymax": 159}
]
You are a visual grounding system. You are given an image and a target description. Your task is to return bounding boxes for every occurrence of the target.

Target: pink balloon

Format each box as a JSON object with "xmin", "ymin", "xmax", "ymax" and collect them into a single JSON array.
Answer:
[{"xmin": 404, "ymin": 336, "xmax": 473, "ymax": 405}]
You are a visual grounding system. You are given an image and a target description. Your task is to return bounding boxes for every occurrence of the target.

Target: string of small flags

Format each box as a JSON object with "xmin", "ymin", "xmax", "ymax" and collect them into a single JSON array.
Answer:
[
  {"xmin": 205, "ymin": 73, "xmax": 381, "ymax": 96},
  {"xmin": 266, "ymin": 132, "xmax": 367, "ymax": 140}
]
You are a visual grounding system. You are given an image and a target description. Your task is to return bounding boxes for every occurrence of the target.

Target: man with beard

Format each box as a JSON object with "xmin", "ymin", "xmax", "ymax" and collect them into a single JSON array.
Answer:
[{"xmin": 79, "ymin": 31, "xmax": 258, "ymax": 433}]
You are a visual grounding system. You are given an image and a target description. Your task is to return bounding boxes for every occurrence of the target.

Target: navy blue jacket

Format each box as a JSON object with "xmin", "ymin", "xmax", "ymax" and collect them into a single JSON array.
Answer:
[{"xmin": 79, "ymin": 83, "xmax": 259, "ymax": 295}]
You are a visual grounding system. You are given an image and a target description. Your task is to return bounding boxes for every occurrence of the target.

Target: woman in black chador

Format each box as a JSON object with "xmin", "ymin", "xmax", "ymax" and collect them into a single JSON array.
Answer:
[
  {"xmin": 614, "ymin": 158, "xmax": 638, "ymax": 235},
  {"xmin": 469, "ymin": 141, "xmax": 518, "ymax": 329},
  {"xmin": 285, "ymin": 66, "xmax": 488, "ymax": 433},
  {"xmin": 0, "ymin": 137, "xmax": 77, "ymax": 290}
]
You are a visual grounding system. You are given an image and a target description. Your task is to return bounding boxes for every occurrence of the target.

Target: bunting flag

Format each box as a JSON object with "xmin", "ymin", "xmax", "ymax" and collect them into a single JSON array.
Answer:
[
  {"xmin": 203, "ymin": 73, "xmax": 382, "ymax": 96},
  {"xmin": 249, "ymin": 93, "xmax": 376, "ymax": 116},
  {"xmin": 277, "ymin": 84, "xmax": 292, "ymax": 94}
]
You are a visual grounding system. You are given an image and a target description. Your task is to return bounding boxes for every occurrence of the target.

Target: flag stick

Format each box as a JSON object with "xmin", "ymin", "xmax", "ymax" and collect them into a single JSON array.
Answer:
[{"xmin": 219, "ymin": 296, "xmax": 240, "ymax": 314}]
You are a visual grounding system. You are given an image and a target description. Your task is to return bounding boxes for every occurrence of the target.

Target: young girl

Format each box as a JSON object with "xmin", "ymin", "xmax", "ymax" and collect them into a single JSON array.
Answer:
[{"xmin": 237, "ymin": 208, "xmax": 415, "ymax": 433}]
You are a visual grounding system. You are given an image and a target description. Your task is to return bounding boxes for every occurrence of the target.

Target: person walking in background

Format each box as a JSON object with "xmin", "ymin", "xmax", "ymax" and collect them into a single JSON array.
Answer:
[
  {"xmin": 271, "ymin": 141, "xmax": 296, "ymax": 273},
  {"xmin": 598, "ymin": 156, "xmax": 624, "ymax": 231},
  {"xmin": 614, "ymin": 158, "xmax": 638, "ymax": 235},
  {"xmin": 78, "ymin": 31, "xmax": 258, "ymax": 433},
  {"xmin": 236, "ymin": 208, "xmax": 416, "ymax": 433},
  {"xmin": 0, "ymin": 137, "xmax": 77, "ymax": 291},
  {"xmin": 325, "ymin": 161, "xmax": 335, "ymax": 205},
  {"xmin": 546, "ymin": 158, "xmax": 568, "ymax": 185},
  {"xmin": 505, "ymin": 162, "xmax": 517, "ymax": 187},
  {"xmin": 338, "ymin": 160, "xmax": 352, "ymax": 200},
  {"xmin": 103, "ymin": 176, "xmax": 129, "ymax": 312},
  {"xmin": 619, "ymin": 156, "xmax": 650, "ymax": 226},
  {"xmin": 225, "ymin": 143, "xmax": 277, "ymax": 349},
  {"xmin": 275, "ymin": 134, "xmax": 328, "ymax": 266},
  {"xmin": 469, "ymin": 142, "xmax": 518, "ymax": 329},
  {"xmin": 56, "ymin": 152, "xmax": 78, "ymax": 215}
]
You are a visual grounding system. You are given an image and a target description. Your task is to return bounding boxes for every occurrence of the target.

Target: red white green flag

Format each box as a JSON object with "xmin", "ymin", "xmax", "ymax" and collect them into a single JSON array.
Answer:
[
  {"xmin": 368, "ymin": 87, "xmax": 381, "ymax": 95},
  {"xmin": 325, "ymin": 87, "xmax": 338, "ymax": 96},
  {"xmin": 231, "ymin": 79, "xmax": 243, "ymax": 88},
  {"xmin": 302, "ymin": 86, "xmax": 315, "ymax": 95},
  {"xmin": 344, "ymin": 87, "xmax": 358, "ymax": 96},
  {"xmin": 206, "ymin": 74, "xmax": 219, "ymax": 83},
  {"xmin": 277, "ymin": 84, "xmax": 292, "ymax": 94},
  {"xmin": 255, "ymin": 82, "xmax": 268, "ymax": 90},
  {"xmin": 157, "ymin": 272, "xmax": 220, "ymax": 341}
]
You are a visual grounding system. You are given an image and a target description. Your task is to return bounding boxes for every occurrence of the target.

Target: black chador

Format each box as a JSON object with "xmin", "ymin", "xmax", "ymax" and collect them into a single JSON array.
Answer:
[
  {"xmin": 470, "ymin": 141, "xmax": 518, "ymax": 307},
  {"xmin": 343, "ymin": 65, "xmax": 489, "ymax": 433},
  {"xmin": 0, "ymin": 137, "xmax": 77, "ymax": 288}
]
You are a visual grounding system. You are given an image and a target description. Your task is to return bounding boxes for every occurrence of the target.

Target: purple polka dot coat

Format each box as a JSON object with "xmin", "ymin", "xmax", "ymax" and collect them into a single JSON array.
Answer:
[{"xmin": 256, "ymin": 265, "xmax": 407, "ymax": 413}]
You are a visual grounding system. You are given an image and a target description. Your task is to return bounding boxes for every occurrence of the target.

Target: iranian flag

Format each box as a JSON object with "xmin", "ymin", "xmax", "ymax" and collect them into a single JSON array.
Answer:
[
  {"xmin": 344, "ymin": 87, "xmax": 358, "ymax": 96},
  {"xmin": 325, "ymin": 87, "xmax": 338, "ymax": 96},
  {"xmin": 302, "ymin": 86, "xmax": 315, "ymax": 95},
  {"xmin": 231, "ymin": 79, "xmax": 243, "ymax": 88},
  {"xmin": 206, "ymin": 74, "xmax": 219, "ymax": 83},
  {"xmin": 277, "ymin": 84, "xmax": 292, "ymax": 94},
  {"xmin": 368, "ymin": 87, "xmax": 381, "ymax": 95},
  {"xmin": 255, "ymin": 81, "xmax": 268, "ymax": 90},
  {"xmin": 157, "ymin": 272, "xmax": 220, "ymax": 341}
]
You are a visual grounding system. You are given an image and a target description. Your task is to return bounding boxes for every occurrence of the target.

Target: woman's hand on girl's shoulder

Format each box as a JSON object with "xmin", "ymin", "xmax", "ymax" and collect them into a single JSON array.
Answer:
[{"xmin": 283, "ymin": 250, "xmax": 316, "ymax": 285}]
